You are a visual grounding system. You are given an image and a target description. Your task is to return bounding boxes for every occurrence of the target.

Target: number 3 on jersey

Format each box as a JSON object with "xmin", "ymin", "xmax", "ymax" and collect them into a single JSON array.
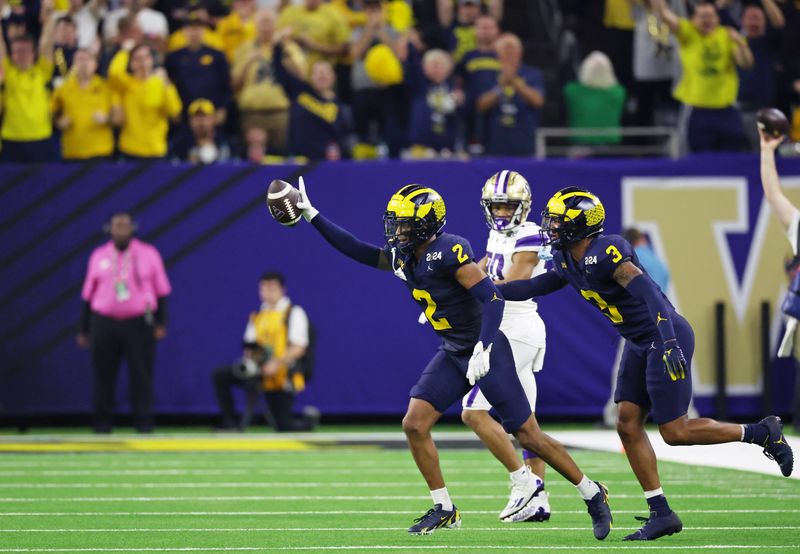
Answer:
[
  {"xmin": 413, "ymin": 289, "xmax": 452, "ymax": 330},
  {"xmin": 580, "ymin": 289, "xmax": 623, "ymax": 323}
]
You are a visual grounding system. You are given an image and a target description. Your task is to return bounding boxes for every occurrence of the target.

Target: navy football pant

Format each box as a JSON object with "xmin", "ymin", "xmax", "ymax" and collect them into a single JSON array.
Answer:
[
  {"xmin": 615, "ymin": 314, "xmax": 695, "ymax": 424},
  {"xmin": 410, "ymin": 331, "xmax": 532, "ymax": 433}
]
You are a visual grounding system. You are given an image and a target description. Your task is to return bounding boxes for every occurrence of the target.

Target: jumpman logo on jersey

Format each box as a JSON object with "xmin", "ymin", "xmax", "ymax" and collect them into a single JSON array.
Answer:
[{"xmin": 656, "ymin": 312, "xmax": 668, "ymax": 326}]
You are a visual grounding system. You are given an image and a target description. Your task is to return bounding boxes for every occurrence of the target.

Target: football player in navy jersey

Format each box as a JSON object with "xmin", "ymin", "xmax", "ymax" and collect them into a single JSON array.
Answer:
[
  {"xmin": 499, "ymin": 186, "xmax": 795, "ymax": 541},
  {"xmin": 293, "ymin": 178, "xmax": 613, "ymax": 538}
]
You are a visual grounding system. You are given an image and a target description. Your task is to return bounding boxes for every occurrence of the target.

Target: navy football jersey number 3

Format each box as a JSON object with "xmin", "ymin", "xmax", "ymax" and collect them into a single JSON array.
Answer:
[
  {"xmin": 577, "ymin": 244, "xmax": 625, "ymax": 324},
  {"xmin": 580, "ymin": 289, "xmax": 624, "ymax": 323}
]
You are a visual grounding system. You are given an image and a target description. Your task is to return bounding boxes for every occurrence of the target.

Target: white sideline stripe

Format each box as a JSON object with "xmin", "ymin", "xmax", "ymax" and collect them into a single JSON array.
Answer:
[
  {"xmin": 1, "ymin": 526, "xmax": 798, "ymax": 533},
  {"xmin": 2, "ymin": 509, "xmax": 798, "ymax": 516},
  {"xmin": 2, "ymin": 493, "xmax": 800, "ymax": 502},
  {"xmin": 0, "ymin": 546, "xmax": 798, "ymax": 552}
]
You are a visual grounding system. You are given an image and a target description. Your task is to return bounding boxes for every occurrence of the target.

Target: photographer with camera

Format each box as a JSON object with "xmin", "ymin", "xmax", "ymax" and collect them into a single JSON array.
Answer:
[{"xmin": 211, "ymin": 271, "xmax": 319, "ymax": 431}]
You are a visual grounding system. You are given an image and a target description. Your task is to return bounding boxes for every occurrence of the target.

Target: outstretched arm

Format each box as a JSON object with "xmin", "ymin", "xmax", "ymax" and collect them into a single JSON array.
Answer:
[
  {"xmin": 652, "ymin": 0, "xmax": 680, "ymax": 34},
  {"xmin": 759, "ymin": 131, "xmax": 795, "ymax": 229},
  {"xmin": 496, "ymin": 270, "xmax": 566, "ymax": 300},
  {"xmin": 298, "ymin": 177, "xmax": 389, "ymax": 270}
]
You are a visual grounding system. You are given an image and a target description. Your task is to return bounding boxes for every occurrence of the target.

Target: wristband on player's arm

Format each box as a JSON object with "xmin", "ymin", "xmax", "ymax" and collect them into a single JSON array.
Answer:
[
  {"xmin": 496, "ymin": 270, "xmax": 566, "ymax": 301},
  {"xmin": 311, "ymin": 214, "xmax": 383, "ymax": 268},
  {"xmin": 625, "ymin": 273, "xmax": 677, "ymax": 343},
  {"xmin": 469, "ymin": 276, "xmax": 504, "ymax": 345}
]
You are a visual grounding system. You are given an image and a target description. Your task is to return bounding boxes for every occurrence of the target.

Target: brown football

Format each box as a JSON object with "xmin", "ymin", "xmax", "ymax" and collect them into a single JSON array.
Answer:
[
  {"xmin": 266, "ymin": 179, "xmax": 303, "ymax": 227},
  {"xmin": 756, "ymin": 107, "xmax": 790, "ymax": 139}
]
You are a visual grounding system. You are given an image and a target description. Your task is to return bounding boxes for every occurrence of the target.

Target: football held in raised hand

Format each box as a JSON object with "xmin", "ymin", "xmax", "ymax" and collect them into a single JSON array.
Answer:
[{"xmin": 267, "ymin": 179, "xmax": 302, "ymax": 227}]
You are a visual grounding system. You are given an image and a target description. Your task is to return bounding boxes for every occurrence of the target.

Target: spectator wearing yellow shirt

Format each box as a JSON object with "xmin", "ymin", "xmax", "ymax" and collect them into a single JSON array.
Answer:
[
  {"xmin": 53, "ymin": 49, "xmax": 121, "ymax": 160},
  {"xmin": 276, "ymin": 0, "xmax": 350, "ymax": 69},
  {"xmin": 655, "ymin": 0, "xmax": 753, "ymax": 153},
  {"xmin": 108, "ymin": 43, "xmax": 183, "ymax": 159},
  {"xmin": 0, "ymin": 14, "xmax": 57, "ymax": 163},
  {"xmin": 216, "ymin": 0, "xmax": 257, "ymax": 62},
  {"xmin": 232, "ymin": 9, "xmax": 302, "ymax": 155}
]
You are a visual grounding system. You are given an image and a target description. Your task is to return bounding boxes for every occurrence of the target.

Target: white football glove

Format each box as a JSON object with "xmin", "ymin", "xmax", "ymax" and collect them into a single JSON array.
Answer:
[
  {"xmin": 466, "ymin": 341, "xmax": 492, "ymax": 386},
  {"xmin": 296, "ymin": 176, "xmax": 319, "ymax": 222}
]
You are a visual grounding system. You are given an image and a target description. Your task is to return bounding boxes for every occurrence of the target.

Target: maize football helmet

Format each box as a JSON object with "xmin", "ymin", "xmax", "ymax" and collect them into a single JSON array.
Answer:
[
  {"xmin": 481, "ymin": 170, "xmax": 532, "ymax": 233},
  {"xmin": 540, "ymin": 187, "xmax": 605, "ymax": 250},
  {"xmin": 384, "ymin": 184, "xmax": 447, "ymax": 254}
]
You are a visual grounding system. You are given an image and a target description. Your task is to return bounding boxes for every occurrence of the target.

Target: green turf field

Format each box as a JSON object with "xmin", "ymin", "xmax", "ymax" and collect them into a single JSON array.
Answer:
[{"xmin": 0, "ymin": 443, "xmax": 798, "ymax": 553}]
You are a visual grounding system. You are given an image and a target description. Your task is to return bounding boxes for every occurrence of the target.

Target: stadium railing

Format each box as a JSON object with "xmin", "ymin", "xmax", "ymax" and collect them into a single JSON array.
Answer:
[{"xmin": 535, "ymin": 126, "xmax": 680, "ymax": 159}]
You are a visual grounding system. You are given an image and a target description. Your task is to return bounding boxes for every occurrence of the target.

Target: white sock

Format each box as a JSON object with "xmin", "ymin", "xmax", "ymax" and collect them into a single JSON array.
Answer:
[
  {"xmin": 644, "ymin": 487, "xmax": 664, "ymax": 499},
  {"xmin": 741, "ymin": 424, "xmax": 746, "ymax": 441},
  {"xmin": 431, "ymin": 487, "xmax": 453, "ymax": 511},
  {"xmin": 509, "ymin": 465, "xmax": 529, "ymax": 486},
  {"xmin": 576, "ymin": 475, "xmax": 601, "ymax": 500}
]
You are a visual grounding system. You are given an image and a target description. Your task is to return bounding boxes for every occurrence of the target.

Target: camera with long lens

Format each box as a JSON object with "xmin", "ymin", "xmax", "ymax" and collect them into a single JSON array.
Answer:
[{"xmin": 232, "ymin": 343, "xmax": 270, "ymax": 379}]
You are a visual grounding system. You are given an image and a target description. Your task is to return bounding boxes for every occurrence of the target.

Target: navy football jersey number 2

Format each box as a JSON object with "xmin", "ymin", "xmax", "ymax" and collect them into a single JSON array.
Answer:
[
  {"xmin": 413, "ymin": 288, "xmax": 452, "ymax": 330},
  {"xmin": 413, "ymin": 243, "xmax": 470, "ymax": 330},
  {"xmin": 390, "ymin": 234, "xmax": 484, "ymax": 353}
]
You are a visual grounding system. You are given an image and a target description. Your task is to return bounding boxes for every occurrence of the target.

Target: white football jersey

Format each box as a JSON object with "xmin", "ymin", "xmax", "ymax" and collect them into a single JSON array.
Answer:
[{"xmin": 486, "ymin": 221, "xmax": 547, "ymax": 347}]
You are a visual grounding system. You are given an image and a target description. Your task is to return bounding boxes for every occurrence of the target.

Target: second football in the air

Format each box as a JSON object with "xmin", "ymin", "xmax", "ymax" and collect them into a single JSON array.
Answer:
[
  {"xmin": 756, "ymin": 108, "xmax": 790, "ymax": 138},
  {"xmin": 267, "ymin": 179, "xmax": 302, "ymax": 227}
]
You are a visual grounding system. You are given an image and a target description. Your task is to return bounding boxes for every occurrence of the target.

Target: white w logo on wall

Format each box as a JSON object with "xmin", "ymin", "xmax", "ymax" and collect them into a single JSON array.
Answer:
[{"xmin": 623, "ymin": 177, "xmax": 800, "ymax": 394}]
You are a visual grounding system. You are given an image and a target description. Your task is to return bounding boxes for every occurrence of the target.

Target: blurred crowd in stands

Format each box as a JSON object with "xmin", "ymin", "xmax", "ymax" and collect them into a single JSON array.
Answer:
[{"xmin": 0, "ymin": 0, "xmax": 798, "ymax": 164}]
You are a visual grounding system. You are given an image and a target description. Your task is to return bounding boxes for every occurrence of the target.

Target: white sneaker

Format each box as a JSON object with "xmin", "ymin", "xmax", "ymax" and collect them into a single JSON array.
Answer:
[
  {"xmin": 498, "ymin": 471, "xmax": 540, "ymax": 520},
  {"xmin": 502, "ymin": 489, "xmax": 551, "ymax": 522}
]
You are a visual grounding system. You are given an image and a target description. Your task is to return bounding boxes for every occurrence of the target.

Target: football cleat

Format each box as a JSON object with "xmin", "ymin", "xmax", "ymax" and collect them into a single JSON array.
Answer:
[
  {"xmin": 623, "ymin": 511, "xmax": 683, "ymax": 541},
  {"xmin": 407, "ymin": 504, "xmax": 461, "ymax": 535},
  {"xmin": 502, "ymin": 489, "xmax": 551, "ymax": 522},
  {"xmin": 584, "ymin": 482, "xmax": 613, "ymax": 540},
  {"xmin": 499, "ymin": 472, "xmax": 542, "ymax": 520},
  {"xmin": 759, "ymin": 415, "xmax": 794, "ymax": 477}
]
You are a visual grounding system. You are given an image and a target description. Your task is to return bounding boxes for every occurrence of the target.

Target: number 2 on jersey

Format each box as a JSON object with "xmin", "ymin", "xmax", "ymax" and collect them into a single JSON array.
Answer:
[
  {"xmin": 413, "ymin": 289, "xmax": 452, "ymax": 330},
  {"xmin": 580, "ymin": 289, "xmax": 623, "ymax": 323},
  {"xmin": 452, "ymin": 244, "xmax": 469, "ymax": 263}
]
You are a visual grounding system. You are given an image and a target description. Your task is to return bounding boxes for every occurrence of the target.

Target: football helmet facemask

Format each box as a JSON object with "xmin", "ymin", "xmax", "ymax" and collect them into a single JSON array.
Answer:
[
  {"xmin": 540, "ymin": 186, "xmax": 605, "ymax": 250},
  {"xmin": 481, "ymin": 170, "xmax": 532, "ymax": 233},
  {"xmin": 384, "ymin": 184, "xmax": 447, "ymax": 254}
]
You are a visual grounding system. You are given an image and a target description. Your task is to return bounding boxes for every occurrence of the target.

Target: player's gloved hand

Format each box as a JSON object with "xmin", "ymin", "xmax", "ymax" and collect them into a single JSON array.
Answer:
[
  {"xmin": 467, "ymin": 341, "xmax": 493, "ymax": 386},
  {"xmin": 662, "ymin": 338, "xmax": 686, "ymax": 381},
  {"xmin": 296, "ymin": 176, "xmax": 319, "ymax": 222}
]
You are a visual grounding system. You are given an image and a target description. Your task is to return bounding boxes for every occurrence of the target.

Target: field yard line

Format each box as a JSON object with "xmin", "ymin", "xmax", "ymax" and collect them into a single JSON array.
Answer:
[
  {"xmin": 0, "ymin": 480, "xmax": 795, "ymax": 489},
  {"xmin": 2, "ymin": 509, "xmax": 798, "ymax": 516},
  {"xmin": 0, "ymin": 526, "xmax": 798, "ymax": 533},
  {"xmin": 0, "ymin": 469, "xmax": 639, "ymax": 477},
  {"xmin": 1, "ymin": 546, "xmax": 799, "ymax": 552},
  {"xmin": 2, "ymin": 493, "xmax": 799, "ymax": 502}
]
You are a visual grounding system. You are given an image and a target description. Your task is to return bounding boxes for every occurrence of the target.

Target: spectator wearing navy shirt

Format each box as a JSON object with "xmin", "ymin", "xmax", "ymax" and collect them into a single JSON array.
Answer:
[
  {"xmin": 164, "ymin": 9, "xmax": 231, "ymax": 125},
  {"xmin": 273, "ymin": 33, "xmax": 350, "ymax": 161},
  {"xmin": 406, "ymin": 47, "xmax": 464, "ymax": 157},
  {"xmin": 477, "ymin": 33, "xmax": 544, "ymax": 156},
  {"xmin": 737, "ymin": 1, "xmax": 784, "ymax": 150},
  {"xmin": 455, "ymin": 14, "xmax": 500, "ymax": 150}
]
